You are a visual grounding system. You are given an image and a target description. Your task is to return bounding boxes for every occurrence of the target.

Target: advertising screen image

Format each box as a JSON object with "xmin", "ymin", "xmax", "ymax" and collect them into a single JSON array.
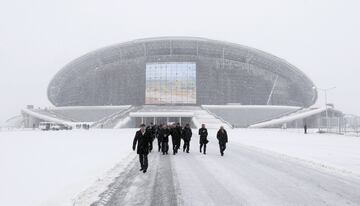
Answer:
[{"xmin": 145, "ymin": 62, "xmax": 196, "ymax": 104}]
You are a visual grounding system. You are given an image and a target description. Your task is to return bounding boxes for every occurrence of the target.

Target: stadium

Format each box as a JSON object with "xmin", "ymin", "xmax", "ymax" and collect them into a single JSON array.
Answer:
[{"xmin": 19, "ymin": 37, "xmax": 342, "ymax": 129}]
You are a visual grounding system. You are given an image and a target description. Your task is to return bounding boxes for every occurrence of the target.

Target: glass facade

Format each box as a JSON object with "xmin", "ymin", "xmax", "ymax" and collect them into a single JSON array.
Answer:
[
  {"xmin": 49, "ymin": 38, "xmax": 316, "ymax": 107},
  {"xmin": 145, "ymin": 62, "xmax": 196, "ymax": 104}
]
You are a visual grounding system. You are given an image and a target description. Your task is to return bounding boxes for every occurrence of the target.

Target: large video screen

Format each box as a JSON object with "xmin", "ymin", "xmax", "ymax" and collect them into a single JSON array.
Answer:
[{"xmin": 146, "ymin": 62, "xmax": 196, "ymax": 104}]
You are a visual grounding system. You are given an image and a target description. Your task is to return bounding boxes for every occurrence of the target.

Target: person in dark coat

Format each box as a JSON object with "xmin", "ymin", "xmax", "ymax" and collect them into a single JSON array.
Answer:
[
  {"xmin": 146, "ymin": 123, "xmax": 156, "ymax": 152},
  {"xmin": 198, "ymin": 124, "xmax": 208, "ymax": 155},
  {"xmin": 171, "ymin": 123, "xmax": 182, "ymax": 155},
  {"xmin": 217, "ymin": 126, "xmax": 228, "ymax": 156},
  {"xmin": 182, "ymin": 123, "xmax": 192, "ymax": 153},
  {"xmin": 304, "ymin": 123, "xmax": 308, "ymax": 134},
  {"xmin": 133, "ymin": 124, "xmax": 151, "ymax": 173},
  {"xmin": 156, "ymin": 124, "xmax": 162, "ymax": 152},
  {"xmin": 159, "ymin": 124, "xmax": 170, "ymax": 155}
]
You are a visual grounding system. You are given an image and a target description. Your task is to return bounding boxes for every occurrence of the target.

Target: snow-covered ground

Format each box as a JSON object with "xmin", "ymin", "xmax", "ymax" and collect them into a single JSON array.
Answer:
[
  {"xmin": 0, "ymin": 129, "xmax": 136, "ymax": 206},
  {"xmin": 1, "ymin": 128, "xmax": 360, "ymax": 206},
  {"xmin": 226, "ymin": 129, "xmax": 360, "ymax": 176}
]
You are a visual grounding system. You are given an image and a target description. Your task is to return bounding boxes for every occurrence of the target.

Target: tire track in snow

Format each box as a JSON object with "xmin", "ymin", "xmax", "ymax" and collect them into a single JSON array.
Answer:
[
  {"xmin": 91, "ymin": 152, "xmax": 180, "ymax": 206},
  {"xmin": 150, "ymin": 154, "xmax": 179, "ymax": 206},
  {"xmin": 89, "ymin": 154, "xmax": 140, "ymax": 206},
  {"xmin": 172, "ymin": 149, "xmax": 247, "ymax": 206}
]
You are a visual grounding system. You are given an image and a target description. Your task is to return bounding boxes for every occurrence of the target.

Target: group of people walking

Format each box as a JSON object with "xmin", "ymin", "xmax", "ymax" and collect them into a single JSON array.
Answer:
[{"xmin": 132, "ymin": 123, "xmax": 228, "ymax": 173}]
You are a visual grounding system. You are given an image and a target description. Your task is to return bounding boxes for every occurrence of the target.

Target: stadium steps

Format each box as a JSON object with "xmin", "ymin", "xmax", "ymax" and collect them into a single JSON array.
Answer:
[
  {"xmin": 48, "ymin": 106, "xmax": 131, "ymax": 122},
  {"xmin": 21, "ymin": 108, "xmax": 75, "ymax": 126},
  {"xmin": 46, "ymin": 110, "xmax": 78, "ymax": 122},
  {"xmin": 193, "ymin": 108, "xmax": 233, "ymax": 130},
  {"xmin": 91, "ymin": 106, "xmax": 139, "ymax": 129}
]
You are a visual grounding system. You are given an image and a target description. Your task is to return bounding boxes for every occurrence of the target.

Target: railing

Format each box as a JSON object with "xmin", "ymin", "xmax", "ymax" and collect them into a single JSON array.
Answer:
[{"xmin": 319, "ymin": 115, "xmax": 360, "ymax": 137}]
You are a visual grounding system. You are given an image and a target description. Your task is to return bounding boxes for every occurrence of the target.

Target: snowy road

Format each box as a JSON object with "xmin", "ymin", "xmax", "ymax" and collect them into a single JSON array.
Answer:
[
  {"xmin": 174, "ymin": 142, "xmax": 360, "ymax": 206},
  {"xmin": 90, "ymin": 140, "xmax": 360, "ymax": 206},
  {"xmin": 91, "ymin": 150, "xmax": 180, "ymax": 206}
]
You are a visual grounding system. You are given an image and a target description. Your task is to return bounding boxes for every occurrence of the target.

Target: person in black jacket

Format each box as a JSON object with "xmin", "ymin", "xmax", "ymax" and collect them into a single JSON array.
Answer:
[
  {"xmin": 217, "ymin": 126, "xmax": 228, "ymax": 156},
  {"xmin": 198, "ymin": 124, "xmax": 208, "ymax": 155},
  {"xmin": 182, "ymin": 123, "xmax": 192, "ymax": 153},
  {"xmin": 159, "ymin": 124, "xmax": 170, "ymax": 155},
  {"xmin": 171, "ymin": 123, "xmax": 182, "ymax": 155},
  {"xmin": 304, "ymin": 123, "xmax": 308, "ymax": 134},
  {"xmin": 156, "ymin": 124, "xmax": 162, "ymax": 152},
  {"xmin": 133, "ymin": 124, "xmax": 151, "ymax": 173},
  {"xmin": 146, "ymin": 123, "xmax": 156, "ymax": 152}
]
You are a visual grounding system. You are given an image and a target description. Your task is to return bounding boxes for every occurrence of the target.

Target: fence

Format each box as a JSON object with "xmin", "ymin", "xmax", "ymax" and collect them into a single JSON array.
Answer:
[{"xmin": 318, "ymin": 115, "xmax": 360, "ymax": 136}]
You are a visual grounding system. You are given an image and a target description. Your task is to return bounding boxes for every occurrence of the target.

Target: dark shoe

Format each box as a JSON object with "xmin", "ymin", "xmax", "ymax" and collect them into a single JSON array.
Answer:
[
  {"xmin": 186, "ymin": 151, "xmax": 189, "ymax": 153},
  {"xmin": 140, "ymin": 168, "xmax": 143, "ymax": 171},
  {"xmin": 143, "ymin": 170, "xmax": 147, "ymax": 173},
  {"xmin": 221, "ymin": 153, "xmax": 224, "ymax": 156}
]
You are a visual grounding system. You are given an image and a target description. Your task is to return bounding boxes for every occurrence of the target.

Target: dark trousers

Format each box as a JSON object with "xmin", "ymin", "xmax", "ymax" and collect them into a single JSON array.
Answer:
[
  {"xmin": 219, "ymin": 143, "xmax": 226, "ymax": 155},
  {"xmin": 139, "ymin": 154, "xmax": 148, "ymax": 170},
  {"xmin": 149, "ymin": 140, "xmax": 153, "ymax": 152},
  {"xmin": 200, "ymin": 143, "xmax": 206, "ymax": 154},
  {"xmin": 183, "ymin": 141, "xmax": 190, "ymax": 152},
  {"xmin": 161, "ymin": 142, "xmax": 169, "ymax": 154},
  {"xmin": 157, "ymin": 138, "xmax": 161, "ymax": 152},
  {"xmin": 173, "ymin": 143, "xmax": 179, "ymax": 154}
]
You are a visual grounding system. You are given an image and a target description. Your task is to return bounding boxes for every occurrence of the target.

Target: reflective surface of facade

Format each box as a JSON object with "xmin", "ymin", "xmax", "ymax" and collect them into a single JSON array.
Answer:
[{"xmin": 145, "ymin": 62, "xmax": 196, "ymax": 104}]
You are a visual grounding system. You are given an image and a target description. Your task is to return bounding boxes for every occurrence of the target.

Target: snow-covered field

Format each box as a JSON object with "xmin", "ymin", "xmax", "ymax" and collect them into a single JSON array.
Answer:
[
  {"xmin": 0, "ymin": 129, "xmax": 136, "ymax": 206},
  {"xmin": 225, "ymin": 129, "xmax": 360, "ymax": 176},
  {"xmin": 1, "ymin": 128, "xmax": 360, "ymax": 206}
]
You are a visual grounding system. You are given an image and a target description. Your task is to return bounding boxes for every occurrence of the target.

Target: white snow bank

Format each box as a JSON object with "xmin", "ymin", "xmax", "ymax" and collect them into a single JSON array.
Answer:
[
  {"xmin": 0, "ymin": 129, "xmax": 136, "ymax": 206},
  {"xmin": 220, "ymin": 129, "xmax": 360, "ymax": 176}
]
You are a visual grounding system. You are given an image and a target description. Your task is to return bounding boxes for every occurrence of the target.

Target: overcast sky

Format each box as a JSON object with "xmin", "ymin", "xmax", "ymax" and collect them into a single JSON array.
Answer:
[{"xmin": 1, "ymin": 0, "xmax": 359, "ymax": 125}]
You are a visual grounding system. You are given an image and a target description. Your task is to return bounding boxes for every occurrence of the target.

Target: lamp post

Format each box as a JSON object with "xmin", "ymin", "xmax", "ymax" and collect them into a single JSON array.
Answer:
[{"xmin": 313, "ymin": 86, "xmax": 336, "ymax": 132}]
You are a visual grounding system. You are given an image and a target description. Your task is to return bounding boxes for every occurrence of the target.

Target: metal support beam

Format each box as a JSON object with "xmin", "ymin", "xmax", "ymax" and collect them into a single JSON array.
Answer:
[
  {"xmin": 170, "ymin": 40, "xmax": 172, "ymax": 56},
  {"xmin": 196, "ymin": 41, "xmax": 199, "ymax": 56},
  {"xmin": 267, "ymin": 75, "xmax": 279, "ymax": 105},
  {"xmin": 222, "ymin": 48, "xmax": 225, "ymax": 69},
  {"xmin": 143, "ymin": 43, "xmax": 147, "ymax": 57}
]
